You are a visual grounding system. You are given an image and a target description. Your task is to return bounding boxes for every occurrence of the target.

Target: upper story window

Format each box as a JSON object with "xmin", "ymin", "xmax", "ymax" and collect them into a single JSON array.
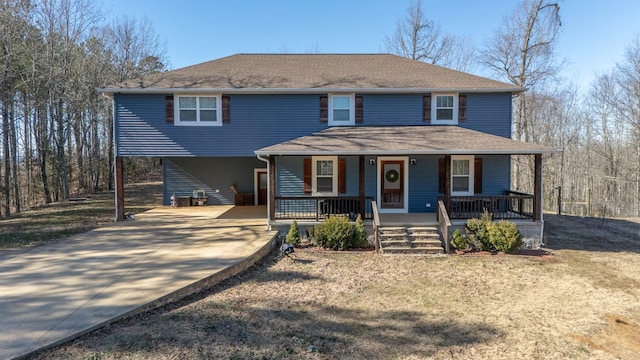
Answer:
[
  {"xmin": 174, "ymin": 95, "xmax": 222, "ymax": 126},
  {"xmin": 432, "ymin": 93, "xmax": 458, "ymax": 124},
  {"xmin": 424, "ymin": 93, "xmax": 466, "ymax": 125},
  {"xmin": 329, "ymin": 94, "xmax": 355, "ymax": 126},
  {"xmin": 320, "ymin": 94, "xmax": 363, "ymax": 125}
]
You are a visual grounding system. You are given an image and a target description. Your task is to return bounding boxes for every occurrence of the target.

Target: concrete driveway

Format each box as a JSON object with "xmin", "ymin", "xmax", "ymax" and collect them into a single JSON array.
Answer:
[{"xmin": 0, "ymin": 206, "xmax": 277, "ymax": 360}]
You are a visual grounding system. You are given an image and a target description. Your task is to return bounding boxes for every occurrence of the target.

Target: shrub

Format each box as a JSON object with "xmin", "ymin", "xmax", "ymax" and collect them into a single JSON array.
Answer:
[
  {"xmin": 354, "ymin": 215, "xmax": 368, "ymax": 248},
  {"xmin": 465, "ymin": 209, "xmax": 494, "ymax": 251},
  {"xmin": 486, "ymin": 220, "xmax": 523, "ymax": 253},
  {"xmin": 285, "ymin": 220, "xmax": 301, "ymax": 246},
  {"xmin": 450, "ymin": 229, "xmax": 470, "ymax": 250},
  {"xmin": 311, "ymin": 215, "xmax": 366, "ymax": 251}
]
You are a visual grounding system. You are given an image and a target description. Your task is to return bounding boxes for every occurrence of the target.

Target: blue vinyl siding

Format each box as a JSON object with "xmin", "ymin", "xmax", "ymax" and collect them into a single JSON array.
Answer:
[
  {"xmin": 480, "ymin": 155, "xmax": 511, "ymax": 195},
  {"xmin": 361, "ymin": 95, "xmax": 423, "ymax": 125},
  {"xmin": 276, "ymin": 156, "xmax": 305, "ymax": 197},
  {"xmin": 116, "ymin": 92, "xmax": 513, "ymax": 157},
  {"xmin": 461, "ymin": 93, "xmax": 512, "ymax": 137},
  {"xmin": 163, "ymin": 157, "xmax": 265, "ymax": 205},
  {"xmin": 116, "ymin": 94, "xmax": 327, "ymax": 157},
  {"xmin": 408, "ymin": 155, "xmax": 441, "ymax": 212}
]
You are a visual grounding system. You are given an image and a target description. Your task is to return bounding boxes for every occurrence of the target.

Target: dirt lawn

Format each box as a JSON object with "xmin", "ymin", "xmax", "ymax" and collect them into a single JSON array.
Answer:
[{"xmin": 30, "ymin": 215, "xmax": 640, "ymax": 359}]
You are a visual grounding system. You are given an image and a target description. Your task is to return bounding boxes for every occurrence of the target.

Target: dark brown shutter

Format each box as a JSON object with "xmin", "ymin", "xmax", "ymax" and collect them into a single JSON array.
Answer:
[
  {"xmin": 303, "ymin": 158, "xmax": 312, "ymax": 194},
  {"xmin": 355, "ymin": 96, "xmax": 363, "ymax": 123},
  {"xmin": 458, "ymin": 94, "xmax": 467, "ymax": 122},
  {"xmin": 474, "ymin": 157, "xmax": 483, "ymax": 193},
  {"xmin": 320, "ymin": 96, "xmax": 328, "ymax": 123},
  {"xmin": 423, "ymin": 94, "xmax": 432, "ymax": 123},
  {"xmin": 165, "ymin": 95, "xmax": 174, "ymax": 123},
  {"xmin": 338, "ymin": 158, "xmax": 347, "ymax": 194},
  {"xmin": 438, "ymin": 157, "xmax": 445, "ymax": 193},
  {"xmin": 222, "ymin": 95, "xmax": 231, "ymax": 123}
]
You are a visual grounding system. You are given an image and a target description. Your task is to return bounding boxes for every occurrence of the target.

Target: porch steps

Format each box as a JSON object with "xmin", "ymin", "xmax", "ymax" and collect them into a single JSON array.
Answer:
[{"xmin": 378, "ymin": 226, "xmax": 444, "ymax": 255}]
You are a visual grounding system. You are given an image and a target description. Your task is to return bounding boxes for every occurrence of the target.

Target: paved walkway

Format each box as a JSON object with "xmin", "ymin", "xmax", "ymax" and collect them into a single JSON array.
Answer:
[{"xmin": 0, "ymin": 206, "xmax": 277, "ymax": 360}]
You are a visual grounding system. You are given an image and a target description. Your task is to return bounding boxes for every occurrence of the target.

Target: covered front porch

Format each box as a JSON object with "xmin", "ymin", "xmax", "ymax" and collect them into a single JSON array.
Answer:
[{"xmin": 255, "ymin": 126, "xmax": 557, "ymax": 253}]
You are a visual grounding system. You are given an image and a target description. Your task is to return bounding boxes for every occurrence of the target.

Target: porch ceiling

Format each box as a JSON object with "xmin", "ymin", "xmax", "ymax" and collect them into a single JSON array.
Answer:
[{"xmin": 254, "ymin": 126, "xmax": 559, "ymax": 156}]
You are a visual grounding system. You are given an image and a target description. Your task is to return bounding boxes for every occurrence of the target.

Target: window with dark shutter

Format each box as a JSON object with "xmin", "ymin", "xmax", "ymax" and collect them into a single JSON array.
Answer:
[
  {"xmin": 423, "ymin": 94, "xmax": 432, "ymax": 123},
  {"xmin": 165, "ymin": 95, "xmax": 174, "ymax": 124},
  {"xmin": 338, "ymin": 158, "xmax": 347, "ymax": 193},
  {"xmin": 355, "ymin": 96, "xmax": 363, "ymax": 123},
  {"xmin": 222, "ymin": 95, "xmax": 230, "ymax": 123},
  {"xmin": 320, "ymin": 96, "xmax": 328, "ymax": 123},
  {"xmin": 304, "ymin": 158, "xmax": 312, "ymax": 194},
  {"xmin": 474, "ymin": 157, "xmax": 483, "ymax": 193},
  {"xmin": 458, "ymin": 94, "xmax": 467, "ymax": 122}
]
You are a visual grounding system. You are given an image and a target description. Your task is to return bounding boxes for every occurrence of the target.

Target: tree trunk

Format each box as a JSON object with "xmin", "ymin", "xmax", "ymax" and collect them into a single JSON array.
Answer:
[{"xmin": 9, "ymin": 97, "xmax": 20, "ymax": 213}]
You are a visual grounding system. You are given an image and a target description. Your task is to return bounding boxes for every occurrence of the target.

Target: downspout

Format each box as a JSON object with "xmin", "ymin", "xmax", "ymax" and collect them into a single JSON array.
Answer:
[{"xmin": 256, "ymin": 154, "xmax": 271, "ymax": 230}]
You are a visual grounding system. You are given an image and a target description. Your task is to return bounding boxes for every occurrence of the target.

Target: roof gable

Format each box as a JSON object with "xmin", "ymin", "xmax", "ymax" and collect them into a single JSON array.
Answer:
[{"xmin": 102, "ymin": 54, "xmax": 523, "ymax": 93}]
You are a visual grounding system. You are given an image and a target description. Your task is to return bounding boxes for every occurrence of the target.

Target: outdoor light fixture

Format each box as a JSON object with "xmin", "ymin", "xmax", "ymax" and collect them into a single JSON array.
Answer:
[
  {"xmin": 410, "ymin": 158, "xmax": 417, "ymax": 165},
  {"xmin": 369, "ymin": 159, "xmax": 376, "ymax": 165}
]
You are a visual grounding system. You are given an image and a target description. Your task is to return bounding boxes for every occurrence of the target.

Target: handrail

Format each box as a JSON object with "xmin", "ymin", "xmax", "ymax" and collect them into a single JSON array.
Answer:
[
  {"xmin": 438, "ymin": 200, "xmax": 452, "ymax": 254},
  {"xmin": 371, "ymin": 200, "xmax": 380, "ymax": 253},
  {"xmin": 505, "ymin": 190, "xmax": 533, "ymax": 196}
]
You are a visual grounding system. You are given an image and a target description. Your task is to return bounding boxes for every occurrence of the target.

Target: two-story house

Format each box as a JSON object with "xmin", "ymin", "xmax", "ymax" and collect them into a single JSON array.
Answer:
[{"xmin": 100, "ymin": 54, "xmax": 555, "ymax": 250}]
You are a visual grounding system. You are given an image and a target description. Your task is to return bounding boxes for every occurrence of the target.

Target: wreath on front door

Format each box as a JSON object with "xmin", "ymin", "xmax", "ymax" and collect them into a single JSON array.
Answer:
[{"xmin": 385, "ymin": 169, "xmax": 399, "ymax": 182}]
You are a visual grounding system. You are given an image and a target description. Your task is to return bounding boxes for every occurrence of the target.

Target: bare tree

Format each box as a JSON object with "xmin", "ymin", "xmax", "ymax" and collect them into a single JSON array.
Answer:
[
  {"xmin": 480, "ymin": 0, "xmax": 562, "ymax": 191},
  {"xmin": 481, "ymin": 0, "xmax": 562, "ymax": 141},
  {"xmin": 383, "ymin": 0, "xmax": 475, "ymax": 71}
]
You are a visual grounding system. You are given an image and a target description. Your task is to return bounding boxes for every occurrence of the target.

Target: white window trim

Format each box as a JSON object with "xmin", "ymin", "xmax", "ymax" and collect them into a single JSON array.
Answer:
[
  {"xmin": 174, "ymin": 94, "xmax": 223, "ymax": 126},
  {"xmin": 328, "ymin": 93, "xmax": 355, "ymax": 126},
  {"xmin": 451, "ymin": 155, "xmax": 474, "ymax": 196},
  {"xmin": 431, "ymin": 93, "xmax": 458, "ymax": 125},
  {"xmin": 312, "ymin": 156, "xmax": 338, "ymax": 196}
]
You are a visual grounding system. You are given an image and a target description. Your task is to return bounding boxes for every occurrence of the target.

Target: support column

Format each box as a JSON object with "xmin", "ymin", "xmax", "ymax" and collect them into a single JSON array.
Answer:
[
  {"xmin": 534, "ymin": 153, "xmax": 542, "ymax": 221},
  {"xmin": 269, "ymin": 156, "xmax": 276, "ymax": 221},
  {"xmin": 115, "ymin": 156, "xmax": 125, "ymax": 221},
  {"xmin": 359, "ymin": 155, "xmax": 365, "ymax": 218},
  {"xmin": 444, "ymin": 154, "xmax": 451, "ymax": 211}
]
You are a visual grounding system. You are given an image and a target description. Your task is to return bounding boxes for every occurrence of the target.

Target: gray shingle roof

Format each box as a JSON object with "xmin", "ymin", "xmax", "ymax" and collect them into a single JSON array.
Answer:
[
  {"xmin": 102, "ymin": 54, "xmax": 523, "ymax": 93},
  {"xmin": 254, "ymin": 126, "xmax": 557, "ymax": 155}
]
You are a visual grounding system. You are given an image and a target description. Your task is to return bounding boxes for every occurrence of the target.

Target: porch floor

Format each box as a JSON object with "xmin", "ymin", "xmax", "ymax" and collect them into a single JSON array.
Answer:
[{"xmin": 378, "ymin": 213, "xmax": 438, "ymax": 226}]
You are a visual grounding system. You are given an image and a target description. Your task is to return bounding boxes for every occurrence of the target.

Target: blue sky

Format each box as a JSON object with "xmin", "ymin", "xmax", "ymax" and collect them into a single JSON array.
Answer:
[{"xmin": 101, "ymin": 0, "xmax": 640, "ymax": 91}]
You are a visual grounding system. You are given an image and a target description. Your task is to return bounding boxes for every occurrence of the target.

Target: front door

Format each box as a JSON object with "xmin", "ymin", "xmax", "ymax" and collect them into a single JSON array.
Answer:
[
  {"xmin": 256, "ymin": 170, "xmax": 267, "ymax": 205},
  {"xmin": 380, "ymin": 160, "xmax": 404, "ymax": 209}
]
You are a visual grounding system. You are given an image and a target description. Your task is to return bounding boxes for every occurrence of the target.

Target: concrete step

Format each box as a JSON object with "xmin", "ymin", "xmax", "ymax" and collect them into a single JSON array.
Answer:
[
  {"xmin": 380, "ymin": 242, "xmax": 443, "ymax": 249},
  {"xmin": 407, "ymin": 226, "xmax": 438, "ymax": 233},
  {"xmin": 378, "ymin": 227, "xmax": 406, "ymax": 234},
  {"xmin": 381, "ymin": 246, "xmax": 444, "ymax": 255},
  {"xmin": 410, "ymin": 240, "xmax": 443, "ymax": 247},
  {"xmin": 379, "ymin": 232, "xmax": 408, "ymax": 237}
]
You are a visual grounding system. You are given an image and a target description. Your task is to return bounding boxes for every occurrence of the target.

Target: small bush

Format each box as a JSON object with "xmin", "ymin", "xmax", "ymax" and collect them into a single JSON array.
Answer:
[
  {"xmin": 486, "ymin": 220, "xmax": 523, "ymax": 253},
  {"xmin": 354, "ymin": 215, "xmax": 368, "ymax": 248},
  {"xmin": 311, "ymin": 215, "xmax": 366, "ymax": 251},
  {"xmin": 286, "ymin": 220, "xmax": 301, "ymax": 246},
  {"xmin": 465, "ymin": 209, "xmax": 494, "ymax": 251},
  {"xmin": 450, "ymin": 229, "xmax": 470, "ymax": 250}
]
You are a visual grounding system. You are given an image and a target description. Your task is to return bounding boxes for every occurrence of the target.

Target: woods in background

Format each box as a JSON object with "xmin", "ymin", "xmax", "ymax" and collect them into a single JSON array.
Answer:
[{"xmin": 0, "ymin": 0, "xmax": 166, "ymax": 217}]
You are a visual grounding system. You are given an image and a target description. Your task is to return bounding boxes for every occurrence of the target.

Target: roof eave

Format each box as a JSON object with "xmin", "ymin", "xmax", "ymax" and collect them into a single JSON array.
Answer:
[
  {"xmin": 97, "ymin": 86, "xmax": 526, "ymax": 95},
  {"xmin": 254, "ymin": 149, "xmax": 561, "ymax": 156}
]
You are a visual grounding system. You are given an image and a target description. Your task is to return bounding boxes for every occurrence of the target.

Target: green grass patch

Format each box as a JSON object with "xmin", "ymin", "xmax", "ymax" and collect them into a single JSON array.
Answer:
[{"xmin": 0, "ymin": 182, "xmax": 162, "ymax": 249}]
